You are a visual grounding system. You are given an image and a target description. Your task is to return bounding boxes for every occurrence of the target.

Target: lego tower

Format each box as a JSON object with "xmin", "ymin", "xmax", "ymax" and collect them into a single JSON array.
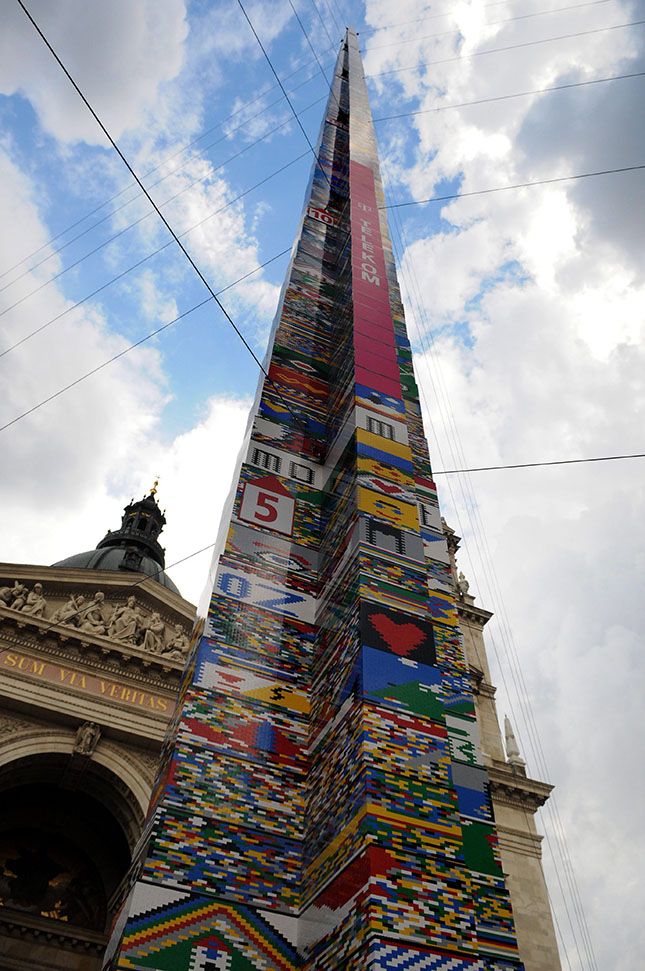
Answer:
[{"xmin": 105, "ymin": 29, "xmax": 524, "ymax": 971}]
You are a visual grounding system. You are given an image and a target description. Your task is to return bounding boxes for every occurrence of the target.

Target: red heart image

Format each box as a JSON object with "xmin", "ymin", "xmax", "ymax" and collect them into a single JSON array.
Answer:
[{"xmin": 369, "ymin": 612, "xmax": 426, "ymax": 656}]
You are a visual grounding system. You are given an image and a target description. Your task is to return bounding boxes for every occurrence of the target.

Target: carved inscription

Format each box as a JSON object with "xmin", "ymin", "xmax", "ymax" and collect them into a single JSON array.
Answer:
[{"xmin": 0, "ymin": 649, "xmax": 169, "ymax": 712}]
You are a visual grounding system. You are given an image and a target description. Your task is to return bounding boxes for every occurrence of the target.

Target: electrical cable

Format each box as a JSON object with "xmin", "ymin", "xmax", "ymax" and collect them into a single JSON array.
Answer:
[
  {"xmin": 308, "ymin": 0, "xmax": 337, "ymax": 52},
  {"xmin": 362, "ymin": 0, "xmax": 621, "ymax": 51},
  {"xmin": 6, "ymin": 144, "xmax": 635, "ymax": 329},
  {"xmin": 380, "ymin": 163, "xmax": 645, "ymax": 209},
  {"xmin": 360, "ymin": 0, "xmax": 622, "ymax": 34},
  {"xmin": 0, "ymin": 95, "xmax": 326, "ymax": 320},
  {"xmin": 0, "ymin": 247, "xmax": 291, "ymax": 434},
  {"xmin": 432, "ymin": 452, "xmax": 645, "ymax": 473},
  {"xmin": 236, "ymin": 0, "xmax": 330, "ymax": 186},
  {"xmin": 373, "ymin": 70, "xmax": 645, "ymax": 121},
  {"xmin": 288, "ymin": 0, "xmax": 333, "ymax": 87},
  {"xmin": 0, "ymin": 46, "xmax": 337, "ymax": 285},
  {"xmin": 377, "ymin": 145, "xmax": 593, "ymax": 967},
  {"xmin": 15, "ymin": 1, "xmax": 267, "ymax": 377},
  {"xmin": 366, "ymin": 19, "xmax": 645, "ymax": 77},
  {"xmin": 0, "ymin": 148, "xmax": 310, "ymax": 358},
  {"xmin": 0, "ymin": 79, "xmax": 329, "ymax": 297},
  {"xmin": 323, "ymin": 0, "xmax": 344, "ymax": 37},
  {"xmin": 15, "ymin": 0, "xmax": 312, "ymax": 433}
]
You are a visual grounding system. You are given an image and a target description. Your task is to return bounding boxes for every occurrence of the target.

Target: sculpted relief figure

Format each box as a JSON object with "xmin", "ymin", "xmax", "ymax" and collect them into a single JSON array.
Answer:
[
  {"xmin": 142, "ymin": 611, "xmax": 166, "ymax": 654},
  {"xmin": 0, "ymin": 581, "xmax": 26, "ymax": 608},
  {"xmin": 457, "ymin": 571, "xmax": 470, "ymax": 598},
  {"xmin": 0, "ymin": 579, "xmax": 187, "ymax": 662},
  {"xmin": 163, "ymin": 624, "xmax": 190, "ymax": 661},
  {"xmin": 17, "ymin": 582, "xmax": 47, "ymax": 618},
  {"xmin": 74, "ymin": 721, "xmax": 101, "ymax": 756},
  {"xmin": 51, "ymin": 593, "xmax": 85, "ymax": 627},
  {"xmin": 79, "ymin": 592, "xmax": 111, "ymax": 635},
  {"xmin": 108, "ymin": 596, "xmax": 143, "ymax": 644}
]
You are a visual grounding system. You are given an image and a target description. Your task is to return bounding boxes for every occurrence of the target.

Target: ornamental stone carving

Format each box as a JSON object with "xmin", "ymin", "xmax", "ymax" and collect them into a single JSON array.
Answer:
[
  {"xmin": 457, "ymin": 571, "xmax": 470, "ymax": 598},
  {"xmin": 142, "ymin": 612, "xmax": 165, "ymax": 654},
  {"xmin": 15, "ymin": 583, "xmax": 48, "ymax": 617},
  {"xmin": 0, "ymin": 577, "xmax": 190, "ymax": 659},
  {"xmin": 0, "ymin": 581, "xmax": 27, "ymax": 607},
  {"xmin": 79, "ymin": 592, "xmax": 111, "ymax": 635},
  {"xmin": 108, "ymin": 596, "xmax": 143, "ymax": 643},
  {"xmin": 73, "ymin": 721, "xmax": 101, "ymax": 756},
  {"xmin": 51, "ymin": 593, "xmax": 86, "ymax": 626},
  {"xmin": 162, "ymin": 624, "xmax": 190, "ymax": 660}
]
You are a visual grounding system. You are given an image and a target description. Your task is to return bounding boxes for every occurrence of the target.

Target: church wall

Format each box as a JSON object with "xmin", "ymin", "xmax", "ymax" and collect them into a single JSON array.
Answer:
[
  {"xmin": 457, "ymin": 599, "xmax": 562, "ymax": 971},
  {"xmin": 0, "ymin": 561, "xmax": 195, "ymax": 971}
]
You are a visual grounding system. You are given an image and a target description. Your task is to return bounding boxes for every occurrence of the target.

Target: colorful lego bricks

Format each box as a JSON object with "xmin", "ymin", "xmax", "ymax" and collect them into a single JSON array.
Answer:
[{"xmin": 104, "ymin": 27, "xmax": 523, "ymax": 971}]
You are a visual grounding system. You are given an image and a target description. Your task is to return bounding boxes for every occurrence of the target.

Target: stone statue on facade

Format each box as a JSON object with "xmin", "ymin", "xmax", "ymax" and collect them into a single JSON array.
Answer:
[
  {"xmin": 162, "ymin": 624, "xmax": 190, "ymax": 660},
  {"xmin": 51, "ymin": 593, "xmax": 86, "ymax": 627},
  {"xmin": 17, "ymin": 583, "xmax": 47, "ymax": 618},
  {"xmin": 457, "ymin": 571, "xmax": 470, "ymax": 598},
  {"xmin": 73, "ymin": 721, "xmax": 101, "ymax": 756},
  {"xmin": 0, "ymin": 577, "xmax": 187, "ymax": 660},
  {"xmin": 79, "ymin": 592, "xmax": 111, "ymax": 635},
  {"xmin": 108, "ymin": 596, "xmax": 143, "ymax": 644},
  {"xmin": 0, "ymin": 581, "xmax": 26, "ymax": 608},
  {"xmin": 142, "ymin": 611, "xmax": 166, "ymax": 654},
  {"xmin": 504, "ymin": 715, "xmax": 526, "ymax": 774}
]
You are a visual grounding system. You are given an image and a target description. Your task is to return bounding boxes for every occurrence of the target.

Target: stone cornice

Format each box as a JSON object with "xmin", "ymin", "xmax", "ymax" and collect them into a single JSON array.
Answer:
[
  {"xmin": 488, "ymin": 763, "xmax": 553, "ymax": 812},
  {"xmin": 457, "ymin": 599, "xmax": 493, "ymax": 627},
  {"xmin": 0, "ymin": 907, "xmax": 107, "ymax": 955},
  {"xmin": 0, "ymin": 562, "xmax": 196, "ymax": 619},
  {"xmin": 469, "ymin": 667, "xmax": 496, "ymax": 699}
]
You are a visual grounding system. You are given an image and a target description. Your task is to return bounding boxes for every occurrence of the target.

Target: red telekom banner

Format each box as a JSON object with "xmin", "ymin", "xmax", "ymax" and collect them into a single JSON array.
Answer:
[{"xmin": 349, "ymin": 160, "xmax": 402, "ymax": 401}]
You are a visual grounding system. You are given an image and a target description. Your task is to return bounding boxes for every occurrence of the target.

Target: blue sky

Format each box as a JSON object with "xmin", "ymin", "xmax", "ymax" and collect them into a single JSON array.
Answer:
[{"xmin": 1, "ymin": 1, "xmax": 644, "ymax": 967}]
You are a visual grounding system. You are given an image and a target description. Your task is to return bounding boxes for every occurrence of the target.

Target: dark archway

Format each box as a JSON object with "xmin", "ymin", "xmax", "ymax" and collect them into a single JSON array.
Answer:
[
  {"xmin": 0, "ymin": 782, "xmax": 130, "ymax": 931},
  {"xmin": 0, "ymin": 753, "xmax": 140, "ymax": 970}
]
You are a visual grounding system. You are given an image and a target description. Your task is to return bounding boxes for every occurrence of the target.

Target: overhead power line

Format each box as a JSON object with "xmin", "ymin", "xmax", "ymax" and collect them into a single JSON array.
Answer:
[
  {"xmin": 0, "ymin": 47, "xmax": 336, "ymax": 285},
  {"xmin": 373, "ymin": 70, "xmax": 645, "ymax": 122},
  {"xmin": 362, "ymin": 0, "xmax": 619, "ymax": 52},
  {"xmin": 236, "ymin": 0, "xmax": 331, "ymax": 186},
  {"xmin": 358, "ymin": 0, "xmax": 622, "ymax": 35},
  {"xmin": 380, "ymin": 163, "xmax": 645, "ymax": 209},
  {"xmin": 308, "ymin": 0, "xmax": 337, "ymax": 51},
  {"xmin": 0, "ymin": 96, "xmax": 325, "ymax": 320},
  {"xmin": 15, "ymin": 0, "xmax": 309, "ymax": 432},
  {"xmin": 0, "ymin": 148, "xmax": 309, "ymax": 358},
  {"xmin": 366, "ymin": 20, "xmax": 645, "ymax": 77},
  {"xmin": 0, "ymin": 247, "xmax": 291, "ymax": 435},
  {"xmin": 360, "ymin": 0, "xmax": 509, "ymax": 34},
  {"xmin": 433, "ymin": 452, "xmax": 645, "ymax": 474},
  {"xmin": 0, "ymin": 87, "xmax": 327, "ymax": 298}
]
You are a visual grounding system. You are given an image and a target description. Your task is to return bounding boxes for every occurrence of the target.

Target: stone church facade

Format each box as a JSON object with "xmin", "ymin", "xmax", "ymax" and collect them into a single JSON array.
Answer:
[
  {"xmin": 0, "ymin": 492, "xmax": 195, "ymax": 970},
  {"xmin": 445, "ymin": 521, "xmax": 562, "ymax": 971}
]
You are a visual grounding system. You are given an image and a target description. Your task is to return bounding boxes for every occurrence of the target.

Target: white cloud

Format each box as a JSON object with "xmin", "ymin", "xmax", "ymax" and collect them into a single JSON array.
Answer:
[
  {"xmin": 128, "ymin": 393, "xmax": 252, "ymax": 604},
  {"xmin": 0, "ymin": 0, "xmax": 189, "ymax": 144},
  {"xmin": 0, "ymin": 147, "xmax": 167, "ymax": 547},
  {"xmin": 362, "ymin": 0, "xmax": 645, "ymax": 964},
  {"xmin": 2, "ymin": 1, "xmax": 642, "ymax": 966}
]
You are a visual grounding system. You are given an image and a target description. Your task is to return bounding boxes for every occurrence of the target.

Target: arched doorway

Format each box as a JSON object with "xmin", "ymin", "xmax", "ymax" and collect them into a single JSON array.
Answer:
[{"xmin": 0, "ymin": 752, "xmax": 142, "ymax": 970}]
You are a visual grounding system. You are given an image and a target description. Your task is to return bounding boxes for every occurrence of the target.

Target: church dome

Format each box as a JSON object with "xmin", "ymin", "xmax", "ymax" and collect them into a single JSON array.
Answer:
[
  {"xmin": 52, "ymin": 547, "xmax": 180, "ymax": 594},
  {"xmin": 52, "ymin": 487, "xmax": 181, "ymax": 596}
]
